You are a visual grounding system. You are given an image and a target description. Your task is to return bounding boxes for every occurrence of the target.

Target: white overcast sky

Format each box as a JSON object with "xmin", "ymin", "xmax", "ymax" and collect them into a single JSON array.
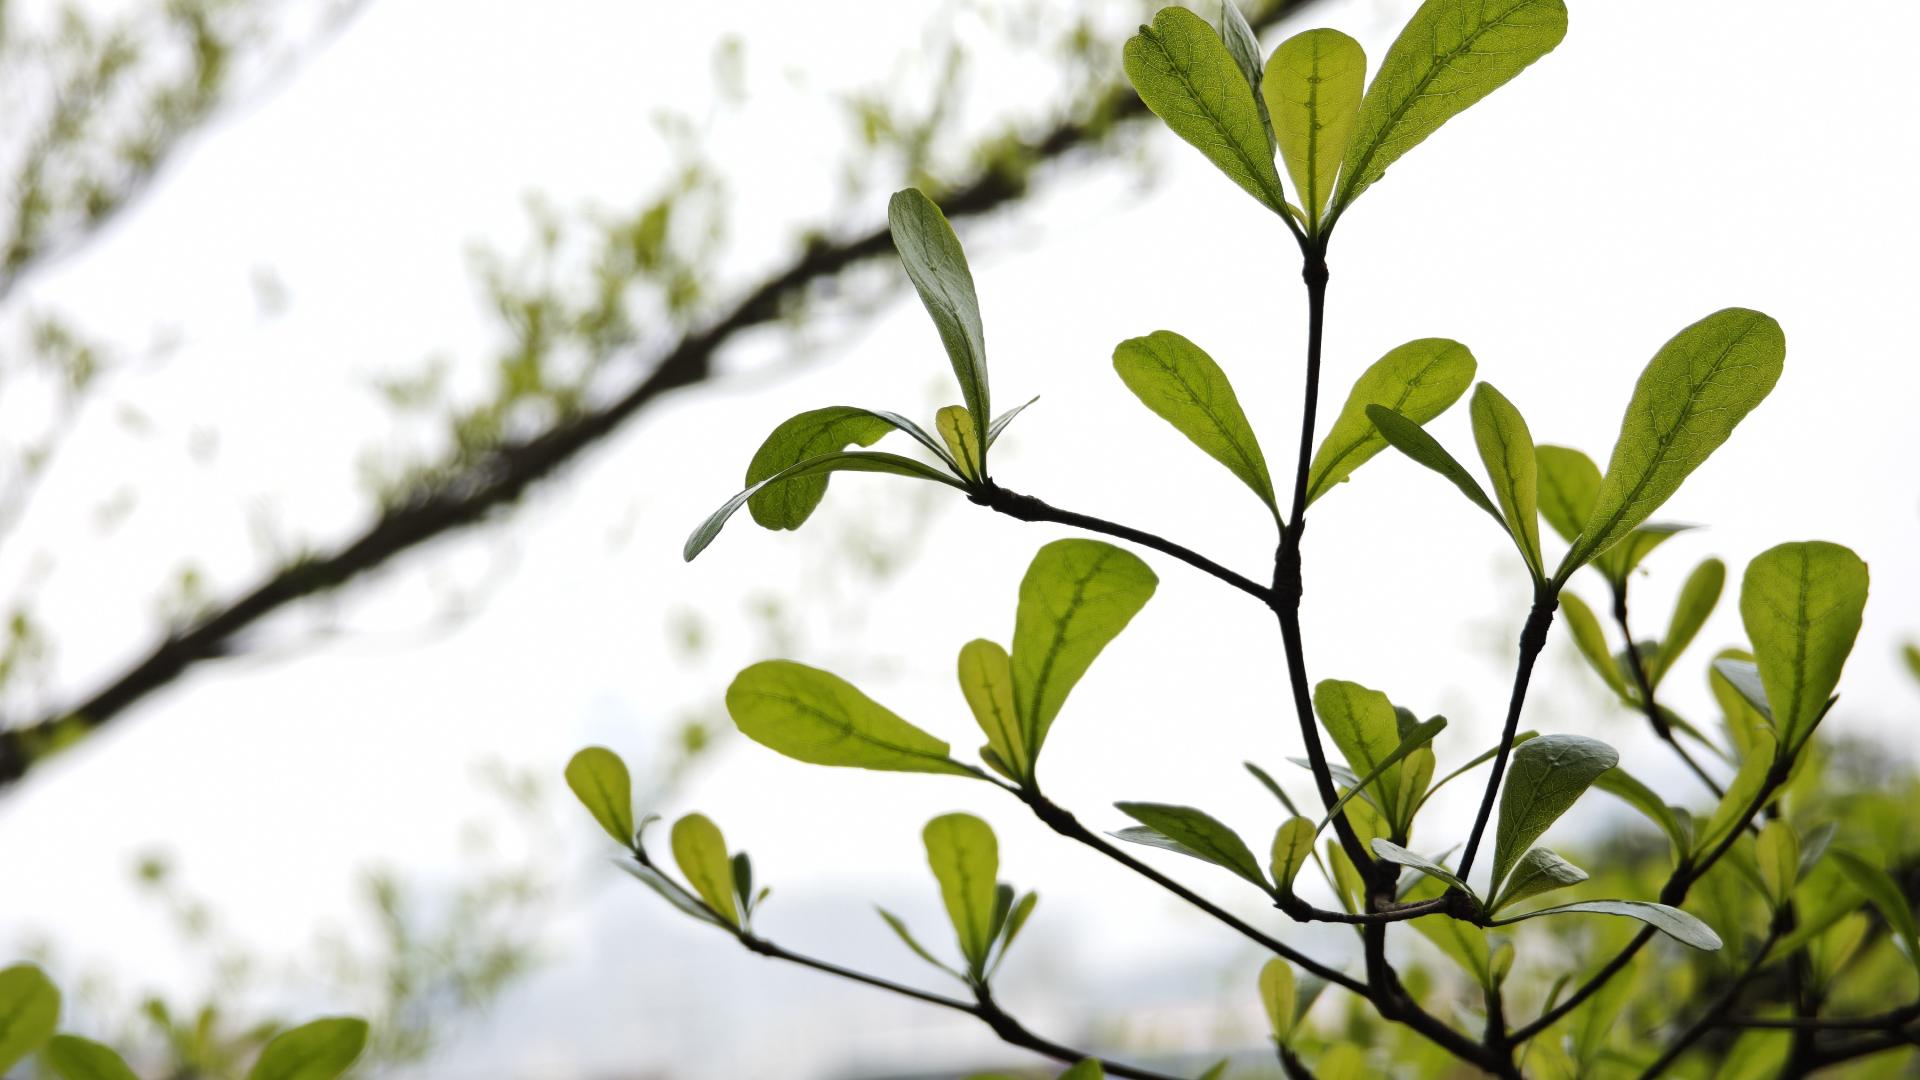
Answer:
[{"xmin": 3, "ymin": 1, "xmax": 1919, "ymax": 1077}]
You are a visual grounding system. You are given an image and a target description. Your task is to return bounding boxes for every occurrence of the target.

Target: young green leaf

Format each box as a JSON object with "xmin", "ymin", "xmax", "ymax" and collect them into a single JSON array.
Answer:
[
  {"xmin": 1305, "ymin": 338, "xmax": 1475, "ymax": 504},
  {"xmin": 1469, "ymin": 383, "xmax": 1543, "ymax": 578},
  {"xmin": 1830, "ymin": 848, "xmax": 1920, "ymax": 970},
  {"xmin": 1058, "ymin": 1060, "xmax": 1105, "ymax": 1080},
  {"xmin": 986, "ymin": 396, "xmax": 1039, "ymax": 447},
  {"xmin": 727, "ymin": 660, "xmax": 978, "ymax": 777},
  {"xmin": 248, "ymin": 1017, "xmax": 370, "ymax": 1080},
  {"xmin": 1410, "ymin": 913, "xmax": 1494, "ymax": 988},
  {"xmin": 45, "ymin": 1035, "xmax": 140, "ymax": 1080},
  {"xmin": 1260, "ymin": 957, "xmax": 1298, "ymax": 1043},
  {"xmin": 1318, "ymin": 716, "xmax": 1447, "ymax": 836},
  {"xmin": 1396, "ymin": 746, "xmax": 1436, "ymax": 831},
  {"xmin": 1111, "ymin": 825, "xmax": 1207, "ymax": 861},
  {"xmin": 935, "ymin": 405, "xmax": 983, "ymax": 482},
  {"xmin": 618, "ymin": 859, "xmax": 734, "ymax": 928},
  {"xmin": 888, "ymin": 189, "xmax": 991, "ymax": 449},
  {"xmin": 564, "ymin": 746, "xmax": 635, "ymax": 847},
  {"xmin": 924, "ymin": 813, "xmax": 1000, "ymax": 972},
  {"xmin": 1595, "ymin": 522, "xmax": 1695, "ymax": 585},
  {"xmin": 744, "ymin": 407, "xmax": 906, "ymax": 528},
  {"xmin": 1491, "ymin": 734, "xmax": 1618, "ymax": 895},
  {"xmin": 0, "ymin": 964, "xmax": 59, "ymax": 1074},
  {"xmin": 1593, "ymin": 767, "xmax": 1689, "ymax": 860},
  {"xmin": 1366, "ymin": 404, "xmax": 1506, "ymax": 527},
  {"xmin": 877, "ymin": 907, "xmax": 963, "ymax": 978},
  {"xmin": 1712, "ymin": 656, "xmax": 1774, "ymax": 725},
  {"xmin": 1371, "ymin": 839, "xmax": 1471, "ymax": 896},
  {"xmin": 1111, "ymin": 330, "xmax": 1277, "ymax": 516},
  {"xmin": 1564, "ymin": 309, "xmax": 1786, "ymax": 575},
  {"xmin": 1696, "ymin": 730, "xmax": 1777, "ymax": 859},
  {"xmin": 957, "ymin": 639, "xmax": 1027, "ymax": 781},
  {"xmin": 1492, "ymin": 847, "xmax": 1587, "ymax": 912},
  {"xmin": 1123, "ymin": 7, "xmax": 1289, "ymax": 213},
  {"xmin": 1271, "ymin": 816, "xmax": 1315, "ymax": 891},
  {"xmin": 685, "ymin": 450, "xmax": 964, "ymax": 561},
  {"xmin": 1312, "ymin": 679, "xmax": 1405, "ymax": 818},
  {"xmin": 1534, "ymin": 444, "xmax": 1600, "ymax": 545},
  {"xmin": 1558, "ymin": 592, "xmax": 1631, "ymax": 701},
  {"xmin": 1739, "ymin": 540, "xmax": 1869, "ymax": 748},
  {"xmin": 1330, "ymin": 0, "xmax": 1568, "ymax": 218},
  {"xmin": 671, "ymin": 813, "xmax": 740, "ymax": 927},
  {"xmin": 1115, "ymin": 802, "xmax": 1267, "ymax": 889},
  {"xmin": 1651, "ymin": 557, "xmax": 1725, "ymax": 687},
  {"xmin": 1217, "ymin": 0, "xmax": 1274, "ymax": 152},
  {"xmin": 1491, "ymin": 900, "xmax": 1722, "ymax": 950},
  {"xmin": 1264, "ymin": 28, "xmax": 1366, "ymax": 230},
  {"xmin": 1246, "ymin": 761, "xmax": 1303, "ymax": 815},
  {"xmin": 992, "ymin": 890, "xmax": 1040, "ymax": 974},
  {"xmin": 1755, "ymin": 820, "xmax": 1798, "ymax": 910},
  {"xmin": 1011, "ymin": 540, "xmax": 1158, "ymax": 756}
]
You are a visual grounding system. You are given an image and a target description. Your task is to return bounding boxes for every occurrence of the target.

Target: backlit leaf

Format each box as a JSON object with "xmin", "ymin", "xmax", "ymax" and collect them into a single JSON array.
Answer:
[
  {"xmin": 727, "ymin": 660, "xmax": 977, "ymax": 776},
  {"xmin": 889, "ymin": 189, "xmax": 991, "ymax": 448},
  {"xmin": 935, "ymin": 405, "xmax": 983, "ymax": 481},
  {"xmin": 671, "ymin": 813, "xmax": 740, "ymax": 927},
  {"xmin": 1371, "ymin": 839, "xmax": 1470, "ymax": 896},
  {"xmin": 1593, "ymin": 767, "xmax": 1688, "ymax": 860},
  {"xmin": 1492, "ymin": 734, "xmax": 1617, "ymax": 894},
  {"xmin": 743, "ymin": 407, "xmax": 899, "ymax": 528},
  {"xmin": 1558, "ymin": 592, "xmax": 1631, "ymax": 701},
  {"xmin": 1651, "ymin": 557, "xmax": 1725, "ymax": 687},
  {"xmin": 565, "ymin": 747, "xmax": 635, "ymax": 847},
  {"xmin": 1124, "ymin": 7, "xmax": 1289, "ymax": 212},
  {"xmin": 1696, "ymin": 730, "xmax": 1777, "ymax": 859},
  {"xmin": 1366, "ymin": 405, "xmax": 1505, "ymax": 527},
  {"xmin": 1260, "ymin": 958, "xmax": 1297, "ymax": 1043},
  {"xmin": 1271, "ymin": 816, "xmax": 1315, "ymax": 890},
  {"xmin": 1312, "ymin": 680, "xmax": 1405, "ymax": 821},
  {"xmin": 1112, "ymin": 330, "xmax": 1277, "ymax": 515},
  {"xmin": 1011, "ymin": 540, "xmax": 1158, "ymax": 757},
  {"xmin": 1830, "ymin": 848, "xmax": 1920, "ymax": 970},
  {"xmin": 1470, "ymin": 383, "xmax": 1543, "ymax": 577},
  {"xmin": 1534, "ymin": 444, "xmax": 1599, "ymax": 545},
  {"xmin": 925, "ymin": 813, "xmax": 1001, "ymax": 973},
  {"xmin": 45, "ymin": 1035, "xmax": 139, "ymax": 1080},
  {"xmin": 1493, "ymin": 899, "xmax": 1721, "ymax": 950},
  {"xmin": 1306, "ymin": 338, "xmax": 1475, "ymax": 505},
  {"xmin": 877, "ymin": 907, "xmax": 962, "ymax": 979},
  {"xmin": 1740, "ymin": 541, "xmax": 1868, "ymax": 748},
  {"xmin": 1264, "ymin": 28, "xmax": 1365, "ymax": 230},
  {"xmin": 0, "ymin": 964, "xmax": 59, "ymax": 1074},
  {"xmin": 686, "ymin": 450, "xmax": 963, "ymax": 560},
  {"xmin": 958, "ymin": 639, "xmax": 1027, "ymax": 781},
  {"xmin": 1755, "ymin": 820, "xmax": 1798, "ymax": 910},
  {"xmin": 1116, "ymin": 802, "xmax": 1267, "ymax": 888},
  {"xmin": 248, "ymin": 1018, "xmax": 370, "ymax": 1080}
]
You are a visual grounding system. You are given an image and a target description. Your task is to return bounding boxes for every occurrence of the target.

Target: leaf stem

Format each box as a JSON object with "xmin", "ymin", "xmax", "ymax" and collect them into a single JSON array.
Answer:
[
  {"xmin": 1454, "ymin": 587, "xmax": 1558, "ymax": 887},
  {"xmin": 1611, "ymin": 584, "xmax": 1724, "ymax": 798}
]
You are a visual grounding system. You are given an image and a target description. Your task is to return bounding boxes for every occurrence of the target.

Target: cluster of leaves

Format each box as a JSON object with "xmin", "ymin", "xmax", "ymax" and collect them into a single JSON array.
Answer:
[
  {"xmin": 0, "ymin": 964, "xmax": 366, "ymax": 1080},
  {"xmin": 565, "ymin": 1, "xmax": 1906, "ymax": 1077}
]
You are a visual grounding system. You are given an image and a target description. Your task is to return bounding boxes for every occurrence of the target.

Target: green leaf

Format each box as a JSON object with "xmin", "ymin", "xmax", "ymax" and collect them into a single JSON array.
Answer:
[
  {"xmin": 986, "ymin": 396, "xmax": 1039, "ymax": 447},
  {"xmin": 1306, "ymin": 339, "xmax": 1475, "ymax": 505},
  {"xmin": 1312, "ymin": 679, "xmax": 1405, "ymax": 822},
  {"xmin": 727, "ymin": 660, "xmax": 977, "ymax": 777},
  {"xmin": 1416, "ymin": 730, "xmax": 1538, "ymax": 812},
  {"xmin": 1652, "ymin": 557, "xmax": 1726, "ymax": 687},
  {"xmin": 1406, "ymin": 904, "xmax": 1492, "ymax": 986},
  {"xmin": 248, "ymin": 1017, "xmax": 370, "ymax": 1080},
  {"xmin": 1011, "ymin": 540, "xmax": 1158, "ymax": 757},
  {"xmin": 1755, "ymin": 820, "xmax": 1798, "ymax": 910},
  {"xmin": 1123, "ymin": 6, "xmax": 1288, "ymax": 213},
  {"xmin": 1217, "ymin": 1, "xmax": 1274, "ymax": 153},
  {"xmin": 1371, "ymin": 839, "xmax": 1470, "ymax": 896},
  {"xmin": 0, "ymin": 964, "xmax": 59, "ymax": 1074},
  {"xmin": 957, "ymin": 639, "xmax": 1027, "ymax": 781},
  {"xmin": 45, "ymin": 1035, "xmax": 140, "ymax": 1080},
  {"xmin": 618, "ymin": 859, "xmax": 732, "ymax": 928},
  {"xmin": 1112, "ymin": 330, "xmax": 1277, "ymax": 516},
  {"xmin": 1264, "ymin": 28, "xmax": 1366, "ymax": 230},
  {"xmin": 935, "ymin": 405, "xmax": 983, "ymax": 482},
  {"xmin": 876, "ymin": 907, "xmax": 963, "ymax": 979},
  {"xmin": 1111, "ymin": 825, "xmax": 1207, "ymax": 861},
  {"xmin": 1534, "ymin": 444, "xmax": 1600, "ymax": 546},
  {"xmin": 685, "ymin": 450, "xmax": 963, "ymax": 560},
  {"xmin": 1595, "ymin": 522, "xmax": 1695, "ymax": 584},
  {"xmin": 1564, "ymin": 309, "xmax": 1786, "ymax": 575},
  {"xmin": 1260, "ymin": 957, "xmax": 1297, "ymax": 1043},
  {"xmin": 1739, "ymin": 540, "xmax": 1869, "ymax": 749},
  {"xmin": 1830, "ymin": 848, "xmax": 1920, "ymax": 971},
  {"xmin": 1319, "ymin": 716, "xmax": 1448, "ymax": 837},
  {"xmin": 744, "ymin": 407, "xmax": 903, "ymax": 529},
  {"xmin": 1330, "ymin": 0, "xmax": 1568, "ymax": 218},
  {"xmin": 925, "ymin": 813, "xmax": 1001, "ymax": 973},
  {"xmin": 1593, "ymin": 768, "xmax": 1689, "ymax": 860},
  {"xmin": 1469, "ymin": 383, "xmax": 1543, "ymax": 578},
  {"xmin": 671, "ymin": 813, "xmax": 740, "ymax": 928},
  {"xmin": 1558, "ymin": 592, "xmax": 1631, "ymax": 701},
  {"xmin": 1058, "ymin": 1061, "xmax": 1105, "ymax": 1080},
  {"xmin": 1492, "ymin": 847, "xmax": 1587, "ymax": 912},
  {"xmin": 1712, "ymin": 656, "xmax": 1774, "ymax": 725},
  {"xmin": 1491, "ymin": 734, "xmax": 1618, "ymax": 895},
  {"xmin": 564, "ymin": 747, "xmax": 635, "ymax": 847},
  {"xmin": 1271, "ymin": 816, "xmax": 1316, "ymax": 890},
  {"xmin": 994, "ymin": 890, "xmax": 1039, "ymax": 970},
  {"xmin": 1366, "ymin": 405, "xmax": 1506, "ymax": 527},
  {"xmin": 1115, "ymin": 802, "xmax": 1267, "ymax": 889},
  {"xmin": 1246, "ymin": 761, "xmax": 1303, "ymax": 816},
  {"xmin": 1197, "ymin": 1060, "xmax": 1229, "ymax": 1080},
  {"xmin": 1492, "ymin": 899, "xmax": 1722, "ymax": 951},
  {"xmin": 888, "ymin": 189, "xmax": 990, "ymax": 449},
  {"xmin": 1696, "ymin": 730, "xmax": 1777, "ymax": 859}
]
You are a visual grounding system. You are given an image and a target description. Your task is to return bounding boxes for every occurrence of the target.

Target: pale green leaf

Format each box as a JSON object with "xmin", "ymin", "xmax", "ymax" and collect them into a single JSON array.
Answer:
[
  {"xmin": 1264, "ymin": 28, "xmax": 1365, "ymax": 229},
  {"xmin": 686, "ymin": 450, "xmax": 964, "ymax": 560},
  {"xmin": 0, "ymin": 964, "xmax": 59, "ymax": 1074},
  {"xmin": 1492, "ymin": 734, "xmax": 1617, "ymax": 894},
  {"xmin": 1652, "ymin": 557, "xmax": 1725, "ymax": 687},
  {"xmin": 1217, "ymin": 1, "xmax": 1274, "ymax": 152},
  {"xmin": 1558, "ymin": 591, "xmax": 1631, "ymax": 701},
  {"xmin": 744, "ymin": 407, "xmax": 899, "ymax": 528},
  {"xmin": 1830, "ymin": 848, "xmax": 1920, "ymax": 970},
  {"xmin": 986, "ymin": 395, "xmax": 1039, "ymax": 447},
  {"xmin": 1595, "ymin": 522, "xmax": 1695, "ymax": 584},
  {"xmin": 1712, "ymin": 656, "xmax": 1774, "ymax": 725},
  {"xmin": 248, "ymin": 1018, "xmax": 370, "ymax": 1080},
  {"xmin": 1755, "ymin": 820, "xmax": 1798, "ymax": 910},
  {"xmin": 1312, "ymin": 679, "xmax": 1405, "ymax": 820},
  {"xmin": 1319, "ymin": 716, "xmax": 1447, "ymax": 837},
  {"xmin": 925, "ymin": 813, "xmax": 1000, "ymax": 973},
  {"xmin": 1306, "ymin": 338, "xmax": 1475, "ymax": 504},
  {"xmin": 1696, "ymin": 730, "xmax": 1777, "ymax": 859},
  {"xmin": 1331, "ymin": 0, "xmax": 1568, "ymax": 217},
  {"xmin": 1492, "ymin": 847, "xmax": 1587, "ymax": 912},
  {"xmin": 877, "ymin": 907, "xmax": 963, "ymax": 979},
  {"xmin": 1124, "ymin": 6, "xmax": 1288, "ymax": 212},
  {"xmin": 1260, "ymin": 957, "xmax": 1297, "ymax": 1043},
  {"xmin": 45, "ymin": 1035, "xmax": 140, "ymax": 1080},
  {"xmin": 1116, "ymin": 802, "xmax": 1267, "ymax": 888},
  {"xmin": 727, "ymin": 660, "xmax": 977, "ymax": 776},
  {"xmin": 1593, "ymin": 767, "xmax": 1688, "ymax": 859},
  {"xmin": 958, "ymin": 639, "xmax": 1027, "ymax": 781},
  {"xmin": 1366, "ymin": 404, "xmax": 1506, "ymax": 527},
  {"xmin": 564, "ymin": 746, "xmax": 635, "ymax": 847},
  {"xmin": 671, "ymin": 813, "xmax": 740, "ymax": 927},
  {"xmin": 619, "ymin": 859, "xmax": 732, "ymax": 927},
  {"xmin": 1534, "ymin": 444, "xmax": 1600, "ymax": 545},
  {"xmin": 1470, "ymin": 383, "xmax": 1543, "ymax": 577},
  {"xmin": 1565, "ymin": 309, "xmax": 1786, "ymax": 574},
  {"xmin": 888, "ymin": 189, "xmax": 990, "ymax": 447},
  {"xmin": 1371, "ymin": 839, "xmax": 1470, "ymax": 896},
  {"xmin": 1492, "ymin": 900, "xmax": 1722, "ymax": 951},
  {"xmin": 1409, "ymin": 912, "xmax": 1492, "ymax": 986},
  {"xmin": 1011, "ymin": 540, "xmax": 1158, "ymax": 756},
  {"xmin": 935, "ymin": 405, "xmax": 983, "ymax": 481},
  {"xmin": 1112, "ymin": 330, "xmax": 1276, "ymax": 515},
  {"xmin": 1739, "ymin": 540, "xmax": 1869, "ymax": 748},
  {"xmin": 1271, "ymin": 816, "xmax": 1315, "ymax": 890}
]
